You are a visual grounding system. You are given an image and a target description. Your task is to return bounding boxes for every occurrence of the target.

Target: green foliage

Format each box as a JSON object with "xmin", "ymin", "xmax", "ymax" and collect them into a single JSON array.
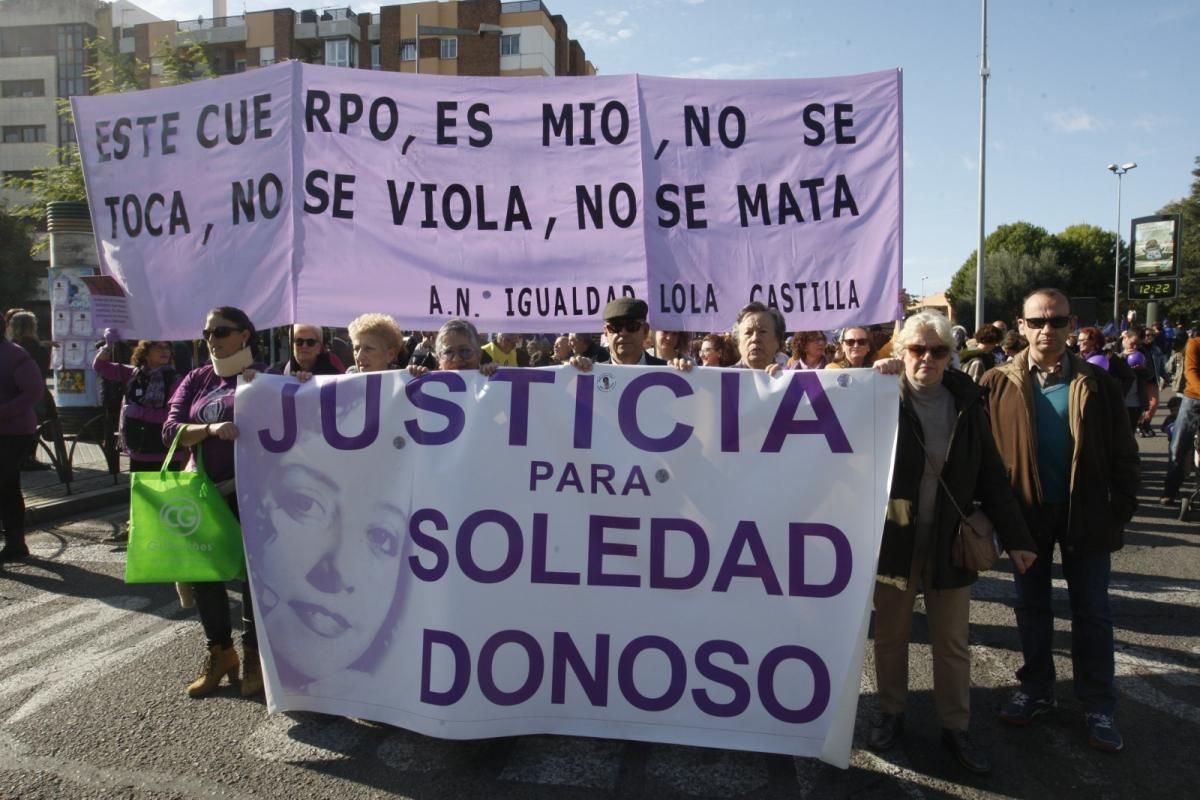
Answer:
[
  {"xmin": 0, "ymin": 36, "xmax": 212, "ymax": 254},
  {"xmin": 0, "ymin": 209, "xmax": 40, "ymax": 313},
  {"xmin": 948, "ymin": 221, "xmax": 1120, "ymax": 325},
  {"xmin": 159, "ymin": 39, "xmax": 216, "ymax": 86},
  {"xmin": 1158, "ymin": 157, "xmax": 1200, "ymax": 325}
]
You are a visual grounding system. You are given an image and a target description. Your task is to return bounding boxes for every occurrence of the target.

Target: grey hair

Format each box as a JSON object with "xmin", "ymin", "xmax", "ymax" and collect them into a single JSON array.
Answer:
[
  {"xmin": 436, "ymin": 319, "xmax": 481, "ymax": 355},
  {"xmin": 732, "ymin": 302, "xmax": 787, "ymax": 344},
  {"xmin": 896, "ymin": 311, "xmax": 954, "ymax": 350}
]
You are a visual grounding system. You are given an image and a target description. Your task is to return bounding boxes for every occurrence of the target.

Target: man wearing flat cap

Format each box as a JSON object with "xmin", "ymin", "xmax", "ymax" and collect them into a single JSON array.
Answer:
[{"xmin": 603, "ymin": 298, "xmax": 666, "ymax": 366}]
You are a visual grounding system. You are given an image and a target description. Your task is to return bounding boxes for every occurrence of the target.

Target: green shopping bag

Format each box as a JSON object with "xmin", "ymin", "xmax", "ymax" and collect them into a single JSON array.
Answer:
[{"xmin": 125, "ymin": 428, "xmax": 245, "ymax": 584}]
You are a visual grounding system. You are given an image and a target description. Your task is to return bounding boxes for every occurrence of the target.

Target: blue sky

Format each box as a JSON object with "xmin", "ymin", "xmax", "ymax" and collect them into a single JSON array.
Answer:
[{"xmin": 147, "ymin": 0, "xmax": 1199, "ymax": 300}]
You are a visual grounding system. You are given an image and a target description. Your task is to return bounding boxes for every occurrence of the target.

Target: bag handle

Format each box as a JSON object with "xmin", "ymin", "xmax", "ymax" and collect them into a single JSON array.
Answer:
[
  {"xmin": 158, "ymin": 426, "xmax": 208, "ymax": 476},
  {"xmin": 907, "ymin": 411, "xmax": 973, "ymax": 525}
]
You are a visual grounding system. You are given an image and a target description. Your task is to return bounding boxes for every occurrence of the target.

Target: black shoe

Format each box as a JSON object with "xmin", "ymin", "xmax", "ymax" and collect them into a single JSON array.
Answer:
[
  {"xmin": 942, "ymin": 729, "xmax": 991, "ymax": 775},
  {"xmin": 0, "ymin": 544, "xmax": 31, "ymax": 563},
  {"xmin": 867, "ymin": 712, "xmax": 904, "ymax": 751},
  {"xmin": 20, "ymin": 459, "xmax": 50, "ymax": 471}
]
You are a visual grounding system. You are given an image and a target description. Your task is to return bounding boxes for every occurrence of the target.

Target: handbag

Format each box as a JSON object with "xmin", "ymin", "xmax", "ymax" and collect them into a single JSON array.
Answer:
[
  {"xmin": 125, "ymin": 428, "xmax": 245, "ymax": 584},
  {"xmin": 911, "ymin": 419, "xmax": 1002, "ymax": 572}
]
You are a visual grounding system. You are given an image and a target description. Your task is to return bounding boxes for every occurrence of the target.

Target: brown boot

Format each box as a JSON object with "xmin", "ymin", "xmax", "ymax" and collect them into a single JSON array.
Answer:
[
  {"xmin": 241, "ymin": 647, "xmax": 264, "ymax": 697},
  {"xmin": 186, "ymin": 644, "xmax": 239, "ymax": 698}
]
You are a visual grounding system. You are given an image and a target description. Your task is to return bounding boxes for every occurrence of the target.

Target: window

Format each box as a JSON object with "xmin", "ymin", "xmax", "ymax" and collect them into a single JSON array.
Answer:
[
  {"xmin": 324, "ymin": 38, "xmax": 355, "ymax": 68},
  {"xmin": 259, "ymin": 46, "xmax": 275, "ymax": 66},
  {"xmin": 1, "ymin": 79, "xmax": 46, "ymax": 98},
  {"xmin": 500, "ymin": 34, "xmax": 520, "ymax": 56},
  {"xmin": 2, "ymin": 125, "xmax": 47, "ymax": 144},
  {"xmin": 371, "ymin": 43, "xmax": 380, "ymax": 70},
  {"xmin": 399, "ymin": 40, "xmax": 416, "ymax": 61},
  {"xmin": 440, "ymin": 38, "xmax": 457, "ymax": 59}
]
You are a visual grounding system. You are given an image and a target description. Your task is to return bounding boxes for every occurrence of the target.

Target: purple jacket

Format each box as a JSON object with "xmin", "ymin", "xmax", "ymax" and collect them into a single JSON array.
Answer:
[
  {"xmin": 93, "ymin": 353, "xmax": 184, "ymax": 463},
  {"xmin": 0, "ymin": 340, "xmax": 42, "ymax": 436},
  {"xmin": 163, "ymin": 363, "xmax": 261, "ymax": 482}
]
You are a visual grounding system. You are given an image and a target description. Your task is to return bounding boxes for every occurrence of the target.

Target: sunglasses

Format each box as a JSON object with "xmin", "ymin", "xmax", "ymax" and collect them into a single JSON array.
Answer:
[
  {"xmin": 905, "ymin": 344, "xmax": 951, "ymax": 359},
  {"xmin": 439, "ymin": 347, "xmax": 476, "ymax": 361},
  {"xmin": 293, "ymin": 337, "xmax": 320, "ymax": 348},
  {"xmin": 843, "ymin": 338, "xmax": 870, "ymax": 347},
  {"xmin": 1023, "ymin": 316, "xmax": 1071, "ymax": 330},
  {"xmin": 606, "ymin": 320, "xmax": 644, "ymax": 334},
  {"xmin": 202, "ymin": 325, "xmax": 242, "ymax": 340}
]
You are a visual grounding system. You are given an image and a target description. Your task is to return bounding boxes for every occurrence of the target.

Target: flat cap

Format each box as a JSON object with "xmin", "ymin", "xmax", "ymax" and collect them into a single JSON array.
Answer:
[{"xmin": 603, "ymin": 297, "xmax": 648, "ymax": 322}]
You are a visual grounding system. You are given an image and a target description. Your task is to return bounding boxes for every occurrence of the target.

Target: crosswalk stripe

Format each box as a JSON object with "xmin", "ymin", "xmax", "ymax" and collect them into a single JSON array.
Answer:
[
  {"xmin": 0, "ymin": 598, "xmax": 186, "ymax": 725},
  {"xmin": 0, "ymin": 596, "xmax": 149, "ymax": 670}
]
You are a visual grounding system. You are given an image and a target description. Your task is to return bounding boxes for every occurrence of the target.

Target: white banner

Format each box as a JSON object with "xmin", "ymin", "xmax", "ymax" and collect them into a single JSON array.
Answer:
[{"xmin": 234, "ymin": 366, "xmax": 898, "ymax": 767}]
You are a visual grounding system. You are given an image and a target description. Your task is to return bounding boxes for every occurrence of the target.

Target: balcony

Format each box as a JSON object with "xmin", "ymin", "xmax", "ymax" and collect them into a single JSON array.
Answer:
[
  {"xmin": 294, "ymin": 7, "xmax": 360, "ymax": 41},
  {"xmin": 177, "ymin": 15, "xmax": 247, "ymax": 45}
]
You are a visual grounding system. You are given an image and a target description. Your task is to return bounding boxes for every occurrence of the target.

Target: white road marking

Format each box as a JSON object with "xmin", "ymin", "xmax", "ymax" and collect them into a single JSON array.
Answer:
[
  {"xmin": 0, "ymin": 591, "xmax": 64, "ymax": 623},
  {"xmin": 244, "ymin": 711, "xmax": 367, "ymax": 763},
  {"xmin": 0, "ymin": 595, "xmax": 149, "ymax": 671},
  {"xmin": 499, "ymin": 735, "xmax": 623, "ymax": 790},
  {"xmin": 28, "ymin": 542, "xmax": 130, "ymax": 564},
  {"xmin": 0, "ymin": 730, "xmax": 261, "ymax": 799},
  {"xmin": 0, "ymin": 598, "xmax": 187, "ymax": 724}
]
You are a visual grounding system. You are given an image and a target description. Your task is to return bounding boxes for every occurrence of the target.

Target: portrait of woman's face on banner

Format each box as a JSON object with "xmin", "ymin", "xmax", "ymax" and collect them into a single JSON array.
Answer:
[{"xmin": 240, "ymin": 375, "xmax": 414, "ymax": 694}]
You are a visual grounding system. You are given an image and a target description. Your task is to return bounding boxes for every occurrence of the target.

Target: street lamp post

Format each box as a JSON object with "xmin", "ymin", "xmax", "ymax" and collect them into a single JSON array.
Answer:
[
  {"xmin": 920, "ymin": 275, "xmax": 929, "ymax": 300},
  {"xmin": 1107, "ymin": 162, "xmax": 1137, "ymax": 325}
]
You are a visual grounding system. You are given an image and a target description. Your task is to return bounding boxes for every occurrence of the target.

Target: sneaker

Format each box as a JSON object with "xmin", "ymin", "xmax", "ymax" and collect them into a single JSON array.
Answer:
[
  {"xmin": 999, "ymin": 690, "xmax": 1055, "ymax": 726},
  {"xmin": 1086, "ymin": 713, "xmax": 1124, "ymax": 752}
]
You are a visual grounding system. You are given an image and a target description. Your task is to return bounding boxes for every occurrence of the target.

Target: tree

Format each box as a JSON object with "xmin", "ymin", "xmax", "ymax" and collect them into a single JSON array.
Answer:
[
  {"xmin": 1, "ymin": 37, "xmax": 211, "ymax": 251},
  {"xmin": 1159, "ymin": 156, "xmax": 1200, "ymax": 324},
  {"xmin": 0, "ymin": 209, "xmax": 39, "ymax": 313},
  {"xmin": 948, "ymin": 222, "xmax": 1055, "ymax": 323},
  {"xmin": 948, "ymin": 221, "xmax": 1126, "ymax": 324}
]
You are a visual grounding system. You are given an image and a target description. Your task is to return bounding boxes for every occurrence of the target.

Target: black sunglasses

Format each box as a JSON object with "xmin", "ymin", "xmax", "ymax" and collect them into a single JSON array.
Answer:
[
  {"xmin": 843, "ymin": 338, "xmax": 870, "ymax": 347},
  {"xmin": 906, "ymin": 344, "xmax": 951, "ymax": 359},
  {"xmin": 293, "ymin": 337, "xmax": 320, "ymax": 348},
  {"xmin": 202, "ymin": 325, "xmax": 242, "ymax": 340},
  {"xmin": 1023, "ymin": 316, "xmax": 1071, "ymax": 330},
  {"xmin": 606, "ymin": 320, "xmax": 644, "ymax": 334}
]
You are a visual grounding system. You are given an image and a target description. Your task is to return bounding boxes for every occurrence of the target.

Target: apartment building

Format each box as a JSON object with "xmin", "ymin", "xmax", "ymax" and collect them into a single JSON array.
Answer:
[
  {"xmin": 109, "ymin": 1, "xmax": 596, "ymax": 87},
  {"xmin": 1, "ymin": 0, "xmax": 594, "ymax": 205}
]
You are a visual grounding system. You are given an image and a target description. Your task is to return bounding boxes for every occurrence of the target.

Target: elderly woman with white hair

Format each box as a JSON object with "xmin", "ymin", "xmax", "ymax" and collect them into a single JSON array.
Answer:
[{"xmin": 868, "ymin": 311, "xmax": 1038, "ymax": 775}]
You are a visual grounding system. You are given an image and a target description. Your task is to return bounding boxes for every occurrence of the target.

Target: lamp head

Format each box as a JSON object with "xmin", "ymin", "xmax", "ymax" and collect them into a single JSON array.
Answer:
[{"xmin": 1122, "ymin": 162, "xmax": 1137, "ymax": 170}]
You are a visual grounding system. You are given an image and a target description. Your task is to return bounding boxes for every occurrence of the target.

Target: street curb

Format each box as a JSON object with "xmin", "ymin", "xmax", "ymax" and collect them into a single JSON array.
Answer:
[{"xmin": 26, "ymin": 486, "xmax": 130, "ymax": 526}]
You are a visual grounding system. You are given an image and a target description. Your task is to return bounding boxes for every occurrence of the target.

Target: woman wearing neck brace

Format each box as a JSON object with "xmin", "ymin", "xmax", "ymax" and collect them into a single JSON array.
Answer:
[{"xmin": 162, "ymin": 306, "xmax": 266, "ymax": 698}]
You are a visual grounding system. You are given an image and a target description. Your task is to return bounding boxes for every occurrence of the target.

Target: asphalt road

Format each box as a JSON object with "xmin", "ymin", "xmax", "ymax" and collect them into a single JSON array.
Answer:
[{"xmin": 1, "ymin": 423, "xmax": 1197, "ymax": 799}]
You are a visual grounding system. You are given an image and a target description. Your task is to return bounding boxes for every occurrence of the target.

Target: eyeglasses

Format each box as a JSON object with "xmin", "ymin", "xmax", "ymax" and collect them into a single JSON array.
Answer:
[
  {"xmin": 843, "ymin": 338, "xmax": 870, "ymax": 347},
  {"xmin": 905, "ymin": 344, "xmax": 951, "ymax": 359},
  {"xmin": 1022, "ymin": 316, "xmax": 1071, "ymax": 330},
  {"xmin": 293, "ymin": 337, "xmax": 320, "ymax": 348},
  {"xmin": 606, "ymin": 320, "xmax": 644, "ymax": 334},
  {"xmin": 439, "ymin": 347, "xmax": 476, "ymax": 361},
  {"xmin": 202, "ymin": 325, "xmax": 241, "ymax": 340}
]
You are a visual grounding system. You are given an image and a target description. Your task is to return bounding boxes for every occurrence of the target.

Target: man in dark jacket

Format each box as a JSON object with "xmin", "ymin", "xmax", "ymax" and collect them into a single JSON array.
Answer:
[
  {"xmin": 270, "ymin": 324, "xmax": 344, "ymax": 376},
  {"xmin": 980, "ymin": 288, "xmax": 1139, "ymax": 753},
  {"xmin": 602, "ymin": 298, "xmax": 665, "ymax": 366}
]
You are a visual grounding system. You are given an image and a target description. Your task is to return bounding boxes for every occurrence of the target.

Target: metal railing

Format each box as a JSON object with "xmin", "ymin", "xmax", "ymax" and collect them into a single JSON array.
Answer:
[
  {"xmin": 178, "ymin": 15, "xmax": 246, "ymax": 33},
  {"xmin": 501, "ymin": 0, "xmax": 548, "ymax": 14}
]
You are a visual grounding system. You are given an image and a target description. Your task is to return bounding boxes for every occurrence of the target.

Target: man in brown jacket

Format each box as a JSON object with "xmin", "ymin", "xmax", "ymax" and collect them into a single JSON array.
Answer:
[{"xmin": 979, "ymin": 288, "xmax": 1139, "ymax": 753}]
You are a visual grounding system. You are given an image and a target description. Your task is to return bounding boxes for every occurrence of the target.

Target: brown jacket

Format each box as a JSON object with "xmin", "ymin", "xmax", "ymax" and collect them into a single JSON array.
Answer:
[
  {"xmin": 980, "ymin": 350, "xmax": 1139, "ymax": 553},
  {"xmin": 1184, "ymin": 337, "xmax": 1200, "ymax": 400}
]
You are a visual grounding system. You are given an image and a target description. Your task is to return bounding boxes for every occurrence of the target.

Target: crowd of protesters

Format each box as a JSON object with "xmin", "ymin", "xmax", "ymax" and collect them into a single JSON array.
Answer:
[{"xmin": 5, "ymin": 290, "xmax": 1198, "ymax": 775}]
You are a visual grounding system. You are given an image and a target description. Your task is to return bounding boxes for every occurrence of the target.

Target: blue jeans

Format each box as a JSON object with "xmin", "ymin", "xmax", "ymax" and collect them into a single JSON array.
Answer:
[
  {"xmin": 1164, "ymin": 395, "xmax": 1200, "ymax": 498},
  {"xmin": 1011, "ymin": 508, "xmax": 1115, "ymax": 714}
]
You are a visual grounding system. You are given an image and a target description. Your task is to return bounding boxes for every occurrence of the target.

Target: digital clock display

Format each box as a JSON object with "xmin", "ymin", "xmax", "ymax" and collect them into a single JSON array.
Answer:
[{"xmin": 1129, "ymin": 279, "xmax": 1177, "ymax": 300}]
